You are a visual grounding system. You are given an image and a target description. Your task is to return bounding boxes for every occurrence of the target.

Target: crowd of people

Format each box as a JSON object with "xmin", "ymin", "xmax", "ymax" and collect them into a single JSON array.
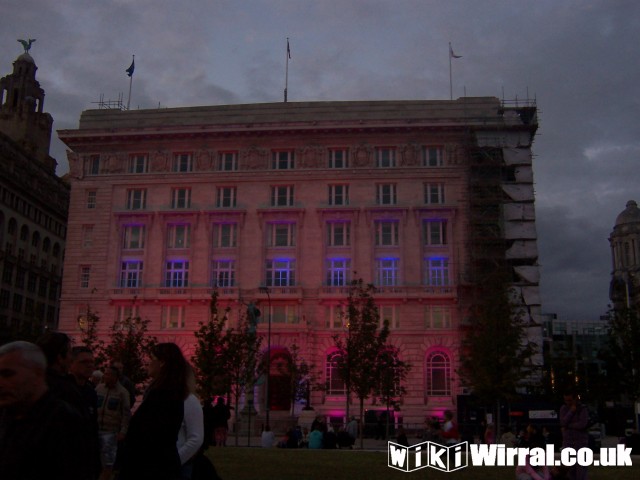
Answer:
[
  {"xmin": 0, "ymin": 335, "xmax": 220, "ymax": 480},
  {"xmin": 0, "ymin": 335, "xmax": 601, "ymax": 480}
]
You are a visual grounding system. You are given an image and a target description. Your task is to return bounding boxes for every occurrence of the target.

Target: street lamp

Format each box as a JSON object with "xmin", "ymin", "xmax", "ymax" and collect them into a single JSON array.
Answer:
[{"xmin": 260, "ymin": 286, "xmax": 272, "ymax": 428}]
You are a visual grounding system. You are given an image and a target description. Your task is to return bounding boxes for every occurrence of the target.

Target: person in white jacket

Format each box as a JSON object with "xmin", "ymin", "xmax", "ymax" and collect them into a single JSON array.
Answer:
[{"xmin": 177, "ymin": 365, "xmax": 204, "ymax": 480}]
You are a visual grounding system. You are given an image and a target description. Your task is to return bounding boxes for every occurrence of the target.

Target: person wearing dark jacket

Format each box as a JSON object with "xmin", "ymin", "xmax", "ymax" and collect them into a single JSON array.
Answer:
[
  {"xmin": 118, "ymin": 343, "xmax": 188, "ymax": 480},
  {"xmin": 0, "ymin": 341, "xmax": 94, "ymax": 480}
]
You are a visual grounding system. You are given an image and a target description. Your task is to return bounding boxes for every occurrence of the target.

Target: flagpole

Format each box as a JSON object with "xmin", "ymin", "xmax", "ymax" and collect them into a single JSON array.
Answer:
[
  {"xmin": 127, "ymin": 55, "xmax": 134, "ymax": 110},
  {"xmin": 449, "ymin": 43, "xmax": 453, "ymax": 100},
  {"xmin": 284, "ymin": 38, "xmax": 290, "ymax": 103}
]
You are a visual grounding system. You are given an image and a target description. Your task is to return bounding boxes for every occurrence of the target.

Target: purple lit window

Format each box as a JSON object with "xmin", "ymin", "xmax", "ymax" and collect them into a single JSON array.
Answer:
[
  {"xmin": 211, "ymin": 260, "xmax": 235, "ymax": 287},
  {"xmin": 326, "ymin": 258, "xmax": 350, "ymax": 286},
  {"xmin": 266, "ymin": 259, "xmax": 295, "ymax": 287},
  {"xmin": 120, "ymin": 261, "xmax": 143, "ymax": 288},
  {"xmin": 165, "ymin": 260, "xmax": 189, "ymax": 287},
  {"xmin": 425, "ymin": 257, "xmax": 449, "ymax": 286},
  {"xmin": 376, "ymin": 258, "xmax": 399, "ymax": 286}
]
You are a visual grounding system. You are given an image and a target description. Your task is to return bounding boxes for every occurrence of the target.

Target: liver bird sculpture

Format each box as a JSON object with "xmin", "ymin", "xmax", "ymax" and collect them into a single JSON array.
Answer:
[{"xmin": 18, "ymin": 38, "xmax": 36, "ymax": 53}]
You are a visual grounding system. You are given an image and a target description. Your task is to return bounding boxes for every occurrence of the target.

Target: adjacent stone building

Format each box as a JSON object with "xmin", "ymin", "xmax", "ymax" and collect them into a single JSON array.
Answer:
[
  {"xmin": 57, "ymin": 97, "xmax": 542, "ymax": 425},
  {"xmin": 0, "ymin": 50, "xmax": 69, "ymax": 339},
  {"xmin": 610, "ymin": 200, "xmax": 640, "ymax": 311}
]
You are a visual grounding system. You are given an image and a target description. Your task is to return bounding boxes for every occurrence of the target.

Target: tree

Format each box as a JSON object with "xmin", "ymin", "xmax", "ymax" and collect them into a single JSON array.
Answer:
[
  {"xmin": 375, "ymin": 346, "xmax": 411, "ymax": 439},
  {"xmin": 275, "ymin": 343, "xmax": 319, "ymax": 415},
  {"xmin": 333, "ymin": 279, "xmax": 390, "ymax": 448},
  {"xmin": 192, "ymin": 291, "xmax": 232, "ymax": 400},
  {"xmin": 104, "ymin": 315, "xmax": 157, "ymax": 387},
  {"xmin": 605, "ymin": 305, "xmax": 640, "ymax": 402},
  {"xmin": 458, "ymin": 270, "xmax": 537, "ymax": 436},
  {"xmin": 224, "ymin": 309, "xmax": 263, "ymax": 445},
  {"xmin": 77, "ymin": 305, "xmax": 106, "ymax": 368}
]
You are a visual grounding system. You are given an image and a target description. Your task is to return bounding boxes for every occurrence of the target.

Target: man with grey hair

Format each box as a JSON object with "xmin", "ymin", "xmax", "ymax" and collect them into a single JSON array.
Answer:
[{"xmin": 0, "ymin": 341, "xmax": 93, "ymax": 479}]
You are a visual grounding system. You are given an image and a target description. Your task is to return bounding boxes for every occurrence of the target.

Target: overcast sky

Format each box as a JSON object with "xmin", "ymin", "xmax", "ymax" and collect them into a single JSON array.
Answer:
[{"xmin": 2, "ymin": 0, "xmax": 638, "ymax": 322}]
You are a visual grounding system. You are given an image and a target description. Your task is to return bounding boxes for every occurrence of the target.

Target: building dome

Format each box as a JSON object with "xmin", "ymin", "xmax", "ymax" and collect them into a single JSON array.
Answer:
[
  {"xmin": 615, "ymin": 200, "xmax": 640, "ymax": 227},
  {"xmin": 16, "ymin": 52, "xmax": 35, "ymax": 64}
]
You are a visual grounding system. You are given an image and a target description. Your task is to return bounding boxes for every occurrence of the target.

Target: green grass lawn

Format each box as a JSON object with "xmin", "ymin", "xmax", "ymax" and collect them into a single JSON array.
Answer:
[{"xmin": 206, "ymin": 447, "xmax": 638, "ymax": 480}]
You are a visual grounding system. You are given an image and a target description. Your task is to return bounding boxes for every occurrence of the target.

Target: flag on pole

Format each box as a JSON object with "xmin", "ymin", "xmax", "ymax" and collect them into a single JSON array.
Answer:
[
  {"xmin": 287, "ymin": 39, "xmax": 291, "ymax": 59},
  {"xmin": 449, "ymin": 44, "xmax": 462, "ymax": 59},
  {"xmin": 126, "ymin": 57, "xmax": 135, "ymax": 77}
]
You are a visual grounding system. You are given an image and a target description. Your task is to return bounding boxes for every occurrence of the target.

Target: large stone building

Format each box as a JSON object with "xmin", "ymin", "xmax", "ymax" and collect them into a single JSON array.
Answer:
[
  {"xmin": 0, "ymin": 49, "xmax": 69, "ymax": 339},
  {"xmin": 57, "ymin": 97, "xmax": 541, "ymax": 424},
  {"xmin": 610, "ymin": 200, "xmax": 640, "ymax": 311}
]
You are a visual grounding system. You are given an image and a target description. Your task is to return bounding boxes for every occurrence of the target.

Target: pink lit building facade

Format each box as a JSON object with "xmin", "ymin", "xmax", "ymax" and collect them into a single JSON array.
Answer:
[{"xmin": 58, "ymin": 98, "xmax": 542, "ymax": 424}]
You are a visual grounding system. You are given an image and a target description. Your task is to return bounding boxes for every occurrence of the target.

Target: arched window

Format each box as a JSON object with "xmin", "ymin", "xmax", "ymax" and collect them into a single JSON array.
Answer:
[
  {"xmin": 32, "ymin": 231, "xmax": 40, "ymax": 248},
  {"xmin": 325, "ymin": 351, "xmax": 346, "ymax": 396},
  {"xmin": 20, "ymin": 224, "xmax": 29, "ymax": 242},
  {"xmin": 52, "ymin": 242, "xmax": 61, "ymax": 258},
  {"xmin": 7, "ymin": 218, "xmax": 17, "ymax": 236},
  {"xmin": 426, "ymin": 351, "xmax": 451, "ymax": 396},
  {"xmin": 42, "ymin": 237, "xmax": 51, "ymax": 253}
]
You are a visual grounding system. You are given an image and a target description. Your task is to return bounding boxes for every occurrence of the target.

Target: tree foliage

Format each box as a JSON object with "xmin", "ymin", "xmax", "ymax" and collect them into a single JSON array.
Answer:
[
  {"xmin": 104, "ymin": 315, "xmax": 157, "ymax": 387},
  {"xmin": 375, "ymin": 345, "xmax": 411, "ymax": 438},
  {"xmin": 332, "ymin": 279, "xmax": 391, "ymax": 446},
  {"xmin": 78, "ymin": 306, "xmax": 106, "ymax": 368},
  {"xmin": 274, "ymin": 343, "xmax": 319, "ymax": 414},
  {"xmin": 192, "ymin": 291, "xmax": 232, "ymax": 400},
  {"xmin": 458, "ymin": 271, "xmax": 537, "ymax": 408},
  {"xmin": 605, "ymin": 306, "xmax": 640, "ymax": 401}
]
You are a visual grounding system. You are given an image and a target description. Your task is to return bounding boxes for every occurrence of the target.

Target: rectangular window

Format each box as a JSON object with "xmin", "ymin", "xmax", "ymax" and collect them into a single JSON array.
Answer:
[
  {"xmin": 162, "ymin": 305, "xmax": 185, "ymax": 329},
  {"xmin": 376, "ymin": 147, "xmax": 396, "ymax": 168},
  {"xmin": 211, "ymin": 260, "xmax": 235, "ymax": 287},
  {"xmin": 119, "ymin": 261, "xmax": 143, "ymax": 288},
  {"xmin": 12, "ymin": 294, "xmax": 23, "ymax": 313},
  {"xmin": 15, "ymin": 268, "xmax": 26, "ymax": 289},
  {"xmin": 218, "ymin": 152, "xmax": 238, "ymax": 171},
  {"xmin": 425, "ymin": 305, "xmax": 452, "ymax": 329},
  {"xmin": 326, "ymin": 258, "xmax": 351, "ymax": 286},
  {"xmin": 87, "ymin": 155, "xmax": 100, "ymax": 176},
  {"xmin": 213, "ymin": 223, "xmax": 237, "ymax": 248},
  {"xmin": 2, "ymin": 262, "xmax": 13, "ymax": 284},
  {"xmin": 267, "ymin": 223, "xmax": 296, "ymax": 247},
  {"xmin": 82, "ymin": 225, "xmax": 93, "ymax": 248},
  {"xmin": 270, "ymin": 305, "xmax": 299, "ymax": 324},
  {"xmin": 423, "ymin": 220, "xmax": 447, "ymax": 245},
  {"xmin": 80, "ymin": 266, "xmax": 91, "ymax": 289},
  {"xmin": 271, "ymin": 186, "xmax": 294, "ymax": 207},
  {"xmin": 86, "ymin": 190, "xmax": 97, "ymax": 209},
  {"xmin": 327, "ymin": 222, "xmax": 350, "ymax": 247},
  {"xmin": 376, "ymin": 258, "xmax": 399, "ymax": 286},
  {"xmin": 425, "ymin": 257, "xmax": 450, "ymax": 286},
  {"xmin": 216, "ymin": 187, "xmax": 237, "ymax": 208},
  {"xmin": 167, "ymin": 225, "xmax": 190, "ymax": 249},
  {"xmin": 165, "ymin": 260, "xmax": 189, "ymax": 287},
  {"xmin": 122, "ymin": 225, "xmax": 146, "ymax": 250},
  {"xmin": 266, "ymin": 259, "xmax": 295, "ymax": 287},
  {"xmin": 272, "ymin": 150, "xmax": 295, "ymax": 169},
  {"xmin": 325, "ymin": 305, "xmax": 346, "ymax": 329},
  {"xmin": 329, "ymin": 149, "xmax": 349, "ymax": 169},
  {"xmin": 27, "ymin": 272, "xmax": 37, "ymax": 293},
  {"xmin": 376, "ymin": 184, "xmax": 396, "ymax": 205},
  {"xmin": 116, "ymin": 305, "xmax": 139, "ymax": 324},
  {"xmin": 0, "ymin": 289, "xmax": 9, "ymax": 309},
  {"xmin": 38, "ymin": 278, "xmax": 48, "ymax": 298},
  {"xmin": 424, "ymin": 146, "xmax": 444, "ymax": 167},
  {"xmin": 126, "ymin": 189, "xmax": 146, "ymax": 210},
  {"xmin": 375, "ymin": 221, "xmax": 399, "ymax": 246},
  {"xmin": 379, "ymin": 305, "xmax": 399, "ymax": 329},
  {"xmin": 424, "ymin": 183, "xmax": 445, "ymax": 204},
  {"xmin": 171, "ymin": 188, "xmax": 191, "ymax": 209},
  {"xmin": 128, "ymin": 154, "xmax": 148, "ymax": 174},
  {"xmin": 173, "ymin": 153, "xmax": 193, "ymax": 172},
  {"xmin": 328, "ymin": 184, "xmax": 349, "ymax": 206}
]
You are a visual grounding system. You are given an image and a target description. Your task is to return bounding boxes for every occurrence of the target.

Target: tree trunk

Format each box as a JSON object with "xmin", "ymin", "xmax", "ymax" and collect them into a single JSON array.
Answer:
[{"xmin": 359, "ymin": 397, "xmax": 365, "ymax": 449}]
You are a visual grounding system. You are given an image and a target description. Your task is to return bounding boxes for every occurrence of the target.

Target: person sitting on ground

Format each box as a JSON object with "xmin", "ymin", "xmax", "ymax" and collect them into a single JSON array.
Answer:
[
  {"xmin": 396, "ymin": 425, "xmax": 409, "ymax": 446},
  {"xmin": 261, "ymin": 424, "xmax": 275, "ymax": 448},
  {"xmin": 308, "ymin": 426, "xmax": 324, "ymax": 449}
]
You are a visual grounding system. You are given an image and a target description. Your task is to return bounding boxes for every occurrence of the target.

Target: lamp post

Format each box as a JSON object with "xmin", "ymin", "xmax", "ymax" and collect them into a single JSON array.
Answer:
[{"xmin": 260, "ymin": 286, "xmax": 272, "ymax": 428}]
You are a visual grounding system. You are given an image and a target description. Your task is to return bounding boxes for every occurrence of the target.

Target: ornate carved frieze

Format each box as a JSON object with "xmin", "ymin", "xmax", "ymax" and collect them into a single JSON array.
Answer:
[
  {"xmin": 153, "ymin": 150, "xmax": 169, "ymax": 172},
  {"xmin": 352, "ymin": 144, "xmax": 372, "ymax": 167},
  {"xmin": 241, "ymin": 146, "xmax": 268, "ymax": 170},
  {"xmin": 400, "ymin": 143, "xmax": 419, "ymax": 167},
  {"xmin": 195, "ymin": 149, "xmax": 213, "ymax": 171},
  {"xmin": 297, "ymin": 145, "xmax": 324, "ymax": 169}
]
